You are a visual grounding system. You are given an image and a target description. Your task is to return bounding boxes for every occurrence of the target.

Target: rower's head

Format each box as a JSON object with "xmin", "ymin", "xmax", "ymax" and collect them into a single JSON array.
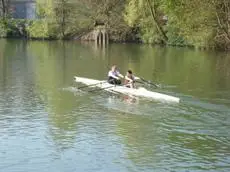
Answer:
[
  {"xmin": 127, "ymin": 70, "xmax": 133, "ymax": 75},
  {"xmin": 111, "ymin": 65, "xmax": 117, "ymax": 71}
]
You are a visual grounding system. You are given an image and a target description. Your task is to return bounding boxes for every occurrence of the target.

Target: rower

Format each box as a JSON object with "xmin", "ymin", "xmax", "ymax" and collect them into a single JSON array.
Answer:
[
  {"xmin": 124, "ymin": 70, "xmax": 135, "ymax": 88},
  {"xmin": 108, "ymin": 65, "xmax": 124, "ymax": 85}
]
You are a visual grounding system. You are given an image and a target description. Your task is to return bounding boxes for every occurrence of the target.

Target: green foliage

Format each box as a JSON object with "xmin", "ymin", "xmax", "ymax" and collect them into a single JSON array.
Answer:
[
  {"xmin": 26, "ymin": 20, "xmax": 57, "ymax": 39},
  {"xmin": 75, "ymin": 0, "xmax": 136, "ymax": 42},
  {"xmin": 0, "ymin": 19, "xmax": 7, "ymax": 37},
  {"xmin": 36, "ymin": 0, "xmax": 54, "ymax": 18},
  {"xmin": 124, "ymin": 0, "xmax": 167, "ymax": 44},
  {"xmin": 7, "ymin": 19, "xmax": 29, "ymax": 37},
  {"xmin": 165, "ymin": 22, "xmax": 186, "ymax": 46},
  {"xmin": 161, "ymin": 0, "xmax": 215, "ymax": 48},
  {"xmin": 0, "ymin": 0, "xmax": 229, "ymax": 50},
  {"xmin": 0, "ymin": 19, "xmax": 30, "ymax": 37},
  {"xmin": 124, "ymin": 0, "xmax": 230, "ymax": 49},
  {"xmin": 53, "ymin": 0, "xmax": 81, "ymax": 38},
  {"xmin": 29, "ymin": 0, "xmax": 57, "ymax": 39}
]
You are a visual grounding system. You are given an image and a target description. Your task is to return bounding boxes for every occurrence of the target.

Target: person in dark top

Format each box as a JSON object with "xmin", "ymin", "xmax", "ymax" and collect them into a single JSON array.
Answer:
[{"xmin": 124, "ymin": 70, "xmax": 135, "ymax": 88}]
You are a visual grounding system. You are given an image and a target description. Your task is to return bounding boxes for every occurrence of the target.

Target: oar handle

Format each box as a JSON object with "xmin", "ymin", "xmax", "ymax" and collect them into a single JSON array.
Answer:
[{"xmin": 135, "ymin": 80, "xmax": 145, "ymax": 85}]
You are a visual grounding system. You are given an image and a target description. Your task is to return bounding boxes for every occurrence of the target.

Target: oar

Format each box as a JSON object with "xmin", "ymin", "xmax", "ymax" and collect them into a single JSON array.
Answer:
[
  {"xmin": 77, "ymin": 81, "xmax": 107, "ymax": 89},
  {"xmin": 135, "ymin": 76, "xmax": 159, "ymax": 88},
  {"xmin": 135, "ymin": 80, "xmax": 146, "ymax": 85},
  {"xmin": 89, "ymin": 85, "xmax": 118, "ymax": 93},
  {"xmin": 89, "ymin": 83, "xmax": 129, "ymax": 93}
]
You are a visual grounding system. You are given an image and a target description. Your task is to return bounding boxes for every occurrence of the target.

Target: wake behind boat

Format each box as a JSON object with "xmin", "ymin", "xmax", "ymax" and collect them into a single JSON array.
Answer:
[{"xmin": 74, "ymin": 76, "xmax": 180, "ymax": 103}]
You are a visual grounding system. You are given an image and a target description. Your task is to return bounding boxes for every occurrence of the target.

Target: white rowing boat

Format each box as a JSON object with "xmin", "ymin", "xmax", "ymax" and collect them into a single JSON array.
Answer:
[{"xmin": 74, "ymin": 76, "xmax": 180, "ymax": 103}]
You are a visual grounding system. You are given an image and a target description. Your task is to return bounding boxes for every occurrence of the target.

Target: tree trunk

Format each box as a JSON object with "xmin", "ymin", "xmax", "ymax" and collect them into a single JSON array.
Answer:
[
  {"xmin": 1, "ymin": 0, "xmax": 6, "ymax": 18},
  {"xmin": 61, "ymin": 0, "xmax": 65, "ymax": 38},
  {"xmin": 215, "ymin": 3, "xmax": 230, "ymax": 43},
  {"xmin": 146, "ymin": 0, "xmax": 168, "ymax": 43}
]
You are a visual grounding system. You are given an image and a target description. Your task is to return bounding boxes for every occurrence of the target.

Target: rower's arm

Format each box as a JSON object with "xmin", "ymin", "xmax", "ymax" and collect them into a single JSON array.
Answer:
[
  {"xmin": 111, "ymin": 74, "xmax": 119, "ymax": 80},
  {"xmin": 118, "ymin": 73, "xmax": 124, "ymax": 78},
  {"xmin": 134, "ymin": 76, "xmax": 140, "ymax": 80},
  {"xmin": 125, "ymin": 76, "xmax": 133, "ymax": 82}
]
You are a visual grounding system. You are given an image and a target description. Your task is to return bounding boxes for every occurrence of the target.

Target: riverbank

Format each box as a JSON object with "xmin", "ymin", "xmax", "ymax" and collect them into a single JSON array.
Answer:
[
  {"xmin": 0, "ymin": 18, "xmax": 227, "ymax": 51},
  {"xmin": 1, "ymin": 0, "xmax": 230, "ymax": 50},
  {"xmin": 0, "ymin": 18, "xmax": 139, "ymax": 42}
]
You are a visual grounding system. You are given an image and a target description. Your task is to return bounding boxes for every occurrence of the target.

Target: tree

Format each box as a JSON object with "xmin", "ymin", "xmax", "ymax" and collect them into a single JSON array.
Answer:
[
  {"xmin": 54, "ymin": 0, "xmax": 74, "ymax": 38},
  {"xmin": 162, "ymin": 0, "xmax": 230, "ymax": 49},
  {"xmin": 30, "ymin": 0, "xmax": 78, "ymax": 39},
  {"xmin": 213, "ymin": 0, "xmax": 230, "ymax": 49},
  {"xmin": 0, "ymin": 0, "xmax": 10, "ymax": 18},
  {"xmin": 76, "ymin": 0, "xmax": 133, "ymax": 41},
  {"xmin": 124, "ymin": 0, "xmax": 167, "ymax": 44}
]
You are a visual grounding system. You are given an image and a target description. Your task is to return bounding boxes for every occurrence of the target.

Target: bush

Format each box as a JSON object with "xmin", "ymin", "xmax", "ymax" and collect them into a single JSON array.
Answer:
[
  {"xmin": 7, "ymin": 19, "xmax": 29, "ymax": 37},
  {"xmin": 0, "ymin": 19, "xmax": 30, "ymax": 38},
  {"xmin": 0, "ymin": 19, "xmax": 8, "ymax": 37},
  {"xmin": 166, "ymin": 24, "xmax": 187, "ymax": 46},
  {"xmin": 26, "ymin": 20, "xmax": 58, "ymax": 39}
]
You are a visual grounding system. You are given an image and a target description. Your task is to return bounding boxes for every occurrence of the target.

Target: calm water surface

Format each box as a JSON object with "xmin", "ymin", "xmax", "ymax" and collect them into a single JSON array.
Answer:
[{"xmin": 0, "ymin": 39, "xmax": 230, "ymax": 172}]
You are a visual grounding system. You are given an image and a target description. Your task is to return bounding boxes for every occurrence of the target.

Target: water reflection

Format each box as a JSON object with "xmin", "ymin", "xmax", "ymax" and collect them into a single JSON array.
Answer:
[
  {"xmin": 0, "ymin": 39, "xmax": 230, "ymax": 171},
  {"xmin": 27, "ymin": 42, "xmax": 79, "ymax": 149},
  {"xmin": 115, "ymin": 113, "xmax": 160, "ymax": 167}
]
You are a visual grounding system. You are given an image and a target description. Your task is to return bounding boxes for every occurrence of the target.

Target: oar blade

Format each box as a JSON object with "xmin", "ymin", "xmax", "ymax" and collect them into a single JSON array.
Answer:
[{"xmin": 136, "ymin": 77, "xmax": 159, "ymax": 88}]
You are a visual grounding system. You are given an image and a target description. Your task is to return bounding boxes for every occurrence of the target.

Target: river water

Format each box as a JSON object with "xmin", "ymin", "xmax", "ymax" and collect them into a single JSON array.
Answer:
[{"xmin": 0, "ymin": 39, "xmax": 230, "ymax": 172}]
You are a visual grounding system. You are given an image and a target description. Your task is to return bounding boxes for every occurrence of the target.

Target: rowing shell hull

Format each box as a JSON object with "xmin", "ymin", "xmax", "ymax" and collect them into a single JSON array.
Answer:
[{"xmin": 74, "ymin": 76, "xmax": 180, "ymax": 103}]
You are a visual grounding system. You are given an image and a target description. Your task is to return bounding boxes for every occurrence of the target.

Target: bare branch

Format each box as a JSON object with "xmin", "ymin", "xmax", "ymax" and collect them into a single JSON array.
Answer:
[{"xmin": 146, "ymin": 0, "xmax": 168, "ymax": 42}]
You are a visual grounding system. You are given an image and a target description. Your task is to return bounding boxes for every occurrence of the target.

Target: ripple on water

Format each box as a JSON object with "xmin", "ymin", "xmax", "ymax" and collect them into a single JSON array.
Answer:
[{"xmin": 1, "ymin": 81, "xmax": 230, "ymax": 172}]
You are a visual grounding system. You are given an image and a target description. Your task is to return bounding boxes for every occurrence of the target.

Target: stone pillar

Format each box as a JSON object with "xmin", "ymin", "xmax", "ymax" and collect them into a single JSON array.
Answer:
[
  {"xmin": 102, "ymin": 30, "xmax": 106, "ymax": 46},
  {"xmin": 94, "ymin": 27, "xmax": 109, "ymax": 45},
  {"xmin": 98, "ymin": 31, "xmax": 102, "ymax": 45},
  {"xmin": 106, "ymin": 32, "xmax": 109, "ymax": 44},
  {"xmin": 94, "ymin": 30, "xmax": 98, "ymax": 44}
]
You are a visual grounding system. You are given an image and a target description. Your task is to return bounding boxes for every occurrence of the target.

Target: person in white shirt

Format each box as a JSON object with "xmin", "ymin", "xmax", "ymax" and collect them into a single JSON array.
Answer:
[{"xmin": 108, "ymin": 65, "xmax": 124, "ymax": 85}]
